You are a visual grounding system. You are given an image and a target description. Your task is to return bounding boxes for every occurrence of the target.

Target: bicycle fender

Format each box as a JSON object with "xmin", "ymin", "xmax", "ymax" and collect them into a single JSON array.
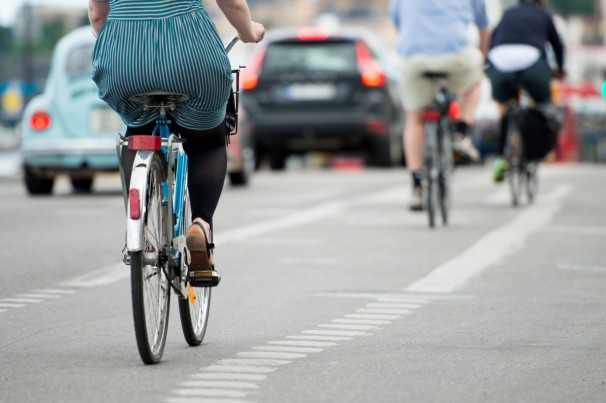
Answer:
[{"xmin": 126, "ymin": 151, "xmax": 155, "ymax": 252}]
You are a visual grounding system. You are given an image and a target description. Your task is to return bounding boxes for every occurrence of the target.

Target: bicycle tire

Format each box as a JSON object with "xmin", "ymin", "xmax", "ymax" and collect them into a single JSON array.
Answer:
[
  {"xmin": 178, "ymin": 188, "xmax": 212, "ymax": 346},
  {"xmin": 130, "ymin": 152, "xmax": 171, "ymax": 364},
  {"xmin": 505, "ymin": 113, "xmax": 524, "ymax": 207},
  {"xmin": 526, "ymin": 161, "xmax": 538, "ymax": 203},
  {"xmin": 438, "ymin": 120, "xmax": 454, "ymax": 225},
  {"xmin": 424, "ymin": 122, "xmax": 438, "ymax": 228}
]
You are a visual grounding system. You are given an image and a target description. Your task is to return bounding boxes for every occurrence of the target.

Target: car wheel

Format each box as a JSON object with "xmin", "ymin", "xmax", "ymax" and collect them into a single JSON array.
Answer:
[
  {"xmin": 367, "ymin": 137, "xmax": 393, "ymax": 168},
  {"xmin": 24, "ymin": 167, "xmax": 54, "ymax": 195},
  {"xmin": 71, "ymin": 176, "xmax": 94, "ymax": 193},
  {"xmin": 229, "ymin": 171, "xmax": 248, "ymax": 186}
]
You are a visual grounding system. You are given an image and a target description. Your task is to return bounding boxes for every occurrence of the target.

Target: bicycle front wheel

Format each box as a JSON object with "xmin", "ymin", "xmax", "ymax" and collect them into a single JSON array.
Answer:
[
  {"xmin": 178, "ymin": 188, "xmax": 212, "ymax": 346},
  {"xmin": 131, "ymin": 153, "xmax": 171, "ymax": 365}
]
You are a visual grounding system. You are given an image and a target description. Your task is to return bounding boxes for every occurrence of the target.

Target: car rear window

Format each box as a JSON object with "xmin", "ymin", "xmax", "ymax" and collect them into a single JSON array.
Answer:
[
  {"xmin": 66, "ymin": 44, "xmax": 94, "ymax": 77},
  {"xmin": 262, "ymin": 40, "xmax": 357, "ymax": 74}
]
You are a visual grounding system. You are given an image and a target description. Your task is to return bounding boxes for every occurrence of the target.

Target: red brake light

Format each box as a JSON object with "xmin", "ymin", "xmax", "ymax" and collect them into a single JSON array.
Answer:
[
  {"xmin": 356, "ymin": 41, "xmax": 385, "ymax": 87},
  {"xmin": 240, "ymin": 47, "xmax": 267, "ymax": 90},
  {"xmin": 30, "ymin": 111, "xmax": 52, "ymax": 130},
  {"xmin": 297, "ymin": 27, "xmax": 330, "ymax": 41}
]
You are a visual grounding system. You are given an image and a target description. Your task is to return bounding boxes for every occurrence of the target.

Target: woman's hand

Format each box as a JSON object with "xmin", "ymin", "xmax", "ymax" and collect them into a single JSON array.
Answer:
[{"xmin": 239, "ymin": 21, "xmax": 265, "ymax": 43}]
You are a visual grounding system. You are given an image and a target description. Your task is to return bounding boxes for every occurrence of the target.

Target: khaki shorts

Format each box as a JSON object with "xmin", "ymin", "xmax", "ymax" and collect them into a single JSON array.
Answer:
[{"xmin": 398, "ymin": 47, "xmax": 484, "ymax": 111}]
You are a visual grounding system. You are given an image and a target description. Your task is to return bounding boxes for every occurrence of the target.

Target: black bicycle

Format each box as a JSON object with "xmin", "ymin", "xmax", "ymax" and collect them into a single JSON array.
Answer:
[
  {"xmin": 502, "ymin": 96, "xmax": 538, "ymax": 207},
  {"xmin": 421, "ymin": 72, "xmax": 455, "ymax": 228}
]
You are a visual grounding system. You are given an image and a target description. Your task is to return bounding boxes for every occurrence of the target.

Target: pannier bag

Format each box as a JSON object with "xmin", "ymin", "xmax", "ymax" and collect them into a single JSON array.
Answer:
[{"xmin": 519, "ymin": 103, "xmax": 563, "ymax": 161}]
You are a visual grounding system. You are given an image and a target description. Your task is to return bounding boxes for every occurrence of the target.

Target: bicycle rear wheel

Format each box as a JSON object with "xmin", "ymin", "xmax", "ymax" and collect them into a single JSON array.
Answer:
[
  {"xmin": 505, "ymin": 117, "xmax": 525, "ymax": 207},
  {"xmin": 424, "ymin": 122, "xmax": 438, "ymax": 228},
  {"xmin": 130, "ymin": 153, "xmax": 171, "ymax": 364},
  {"xmin": 178, "ymin": 188, "xmax": 212, "ymax": 346},
  {"xmin": 525, "ymin": 161, "xmax": 538, "ymax": 203},
  {"xmin": 438, "ymin": 123, "xmax": 453, "ymax": 225}
]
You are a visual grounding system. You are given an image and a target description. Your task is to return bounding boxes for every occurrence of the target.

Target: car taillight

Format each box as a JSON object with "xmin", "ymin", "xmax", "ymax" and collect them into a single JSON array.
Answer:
[
  {"xmin": 240, "ymin": 47, "xmax": 267, "ymax": 90},
  {"xmin": 30, "ymin": 111, "xmax": 52, "ymax": 130},
  {"xmin": 356, "ymin": 41, "xmax": 385, "ymax": 87}
]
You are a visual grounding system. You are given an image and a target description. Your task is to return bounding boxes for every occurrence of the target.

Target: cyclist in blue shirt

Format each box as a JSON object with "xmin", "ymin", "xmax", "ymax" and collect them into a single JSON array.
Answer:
[
  {"xmin": 487, "ymin": 0, "xmax": 565, "ymax": 182},
  {"xmin": 389, "ymin": 0, "xmax": 489, "ymax": 211},
  {"xmin": 88, "ymin": 0, "xmax": 264, "ymax": 278}
]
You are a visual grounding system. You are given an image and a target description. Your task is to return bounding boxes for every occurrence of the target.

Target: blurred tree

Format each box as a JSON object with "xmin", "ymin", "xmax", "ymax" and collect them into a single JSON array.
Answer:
[
  {"xmin": 550, "ymin": 0, "xmax": 595, "ymax": 16},
  {"xmin": 37, "ymin": 19, "xmax": 67, "ymax": 53}
]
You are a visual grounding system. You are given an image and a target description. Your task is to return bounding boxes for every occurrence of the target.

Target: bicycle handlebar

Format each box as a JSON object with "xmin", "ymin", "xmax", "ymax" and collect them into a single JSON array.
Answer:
[{"xmin": 225, "ymin": 36, "xmax": 239, "ymax": 54}]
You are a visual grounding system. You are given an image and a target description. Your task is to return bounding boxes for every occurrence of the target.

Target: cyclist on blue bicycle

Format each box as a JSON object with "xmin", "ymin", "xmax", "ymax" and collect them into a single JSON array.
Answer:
[
  {"xmin": 88, "ymin": 0, "xmax": 264, "ymax": 282},
  {"xmin": 487, "ymin": 0, "xmax": 565, "ymax": 182},
  {"xmin": 389, "ymin": 0, "xmax": 489, "ymax": 211}
]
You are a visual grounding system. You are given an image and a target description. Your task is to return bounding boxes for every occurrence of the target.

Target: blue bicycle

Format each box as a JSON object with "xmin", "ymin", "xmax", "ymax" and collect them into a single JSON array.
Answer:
[{"xmin": 116, "ymin": 37, "xmax": 240, "ymax": 364}]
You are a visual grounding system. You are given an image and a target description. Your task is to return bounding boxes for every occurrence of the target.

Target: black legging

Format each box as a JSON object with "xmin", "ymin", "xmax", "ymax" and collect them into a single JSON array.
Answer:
[{"xmin": 121, "ymin": 121, "xmax": 227, "ymax": 228}]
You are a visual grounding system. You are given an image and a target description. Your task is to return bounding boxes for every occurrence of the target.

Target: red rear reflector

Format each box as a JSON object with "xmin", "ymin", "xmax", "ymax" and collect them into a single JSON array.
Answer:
[
  {"xmin": 297, "ymin": 27, "xmax": 330, "ymax": 41},
  {"xmin": 30, "ymin": 111, "xmax": 52, "ymax": 130},
  {"xmin": 129, "ymin": 189, "xmax": 141, "ymax": 220},
  {"xmin": 367, "ymin": 119, "xmax": 389, "ymax": 134},
  {"xmin": 449, "ymin": 101, "xmax": 461, "ymax": 120},
  {"xmin": 422, "ymin": 110, "xmax": 441, "ymax": 122},
  {"xmin": 128, "ymin": 135, "xmax": 162, "ymax": 150}
]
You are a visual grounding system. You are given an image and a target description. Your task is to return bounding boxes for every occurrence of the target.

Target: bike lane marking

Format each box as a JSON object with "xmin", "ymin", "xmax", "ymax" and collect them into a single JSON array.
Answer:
[{"xmin": 164, "ymin": 184, "xmax": 572, "ymax": 402}]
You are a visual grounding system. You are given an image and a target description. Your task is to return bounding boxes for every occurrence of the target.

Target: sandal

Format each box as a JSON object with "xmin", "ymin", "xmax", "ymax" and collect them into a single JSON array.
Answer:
[{"xmin": 186, "ymin": 222, "xmax": 220, "ymax": 287}]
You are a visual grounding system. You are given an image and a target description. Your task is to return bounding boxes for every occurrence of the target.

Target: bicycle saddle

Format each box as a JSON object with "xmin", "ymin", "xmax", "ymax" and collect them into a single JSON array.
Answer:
[
  {"xmin": 423, "ymin": 72, "xmax": 449, "ymax": 79},
  {"xmin": 128, "ymin": 91, "xmax": 190, "ymax": 110}
]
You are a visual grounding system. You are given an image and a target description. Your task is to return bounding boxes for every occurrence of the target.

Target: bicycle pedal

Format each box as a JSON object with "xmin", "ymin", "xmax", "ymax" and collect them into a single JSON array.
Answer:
[{"xmin": 188, "ymin": 270, "xmax": 221, "ymax": 287}]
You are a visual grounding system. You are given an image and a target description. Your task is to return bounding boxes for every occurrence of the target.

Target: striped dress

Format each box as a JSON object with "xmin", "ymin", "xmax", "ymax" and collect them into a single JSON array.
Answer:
[{"xmin": 92, "ymin": 0, "xmax": 232, "ymax": 130}]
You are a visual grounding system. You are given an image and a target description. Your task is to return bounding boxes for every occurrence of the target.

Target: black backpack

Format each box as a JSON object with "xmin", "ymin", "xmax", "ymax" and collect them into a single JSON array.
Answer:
[{"xmin": 519, "ymin": 104, "xmax": 563, "ymax": 161}]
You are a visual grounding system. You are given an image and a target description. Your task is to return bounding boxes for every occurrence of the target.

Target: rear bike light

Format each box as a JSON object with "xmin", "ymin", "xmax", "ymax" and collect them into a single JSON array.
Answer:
[
  {"xmin": 449, "ymin": 101, "xmax": 461, "ymax": 120},
  {"xmin": 240, "ymin": 47, "xmax": 267, "ymax": 90},
  {"xmin": 422, "ymin": 109, "xmax": 441, "ymax": 122},
  {"xmin": 356, "ymin": 41, "xmax": 386, "ymax": 87},
  {"xmin": 30, "ymin": 111, "xmax": 52, "ymax": 131},
  {"xmin": 129, "ymin": 189, "xmax": 141, "ymax": 220}
]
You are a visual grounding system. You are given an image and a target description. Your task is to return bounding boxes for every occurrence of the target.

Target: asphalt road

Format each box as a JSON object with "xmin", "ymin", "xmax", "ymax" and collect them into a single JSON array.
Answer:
[{"xmin": 1, "ymin": 163, "xmax": 605, "ymax": 403}]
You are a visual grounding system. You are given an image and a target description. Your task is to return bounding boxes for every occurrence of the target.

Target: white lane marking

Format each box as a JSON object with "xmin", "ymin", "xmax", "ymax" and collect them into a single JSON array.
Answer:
[
  {"xmin": 167, "ymin": 399, "xmax": 253, "ymax": 403},
  {"xmin": 219, "ymin": 359, "xmax": 290, "ymax": 367},
  {"xmin": 557, "ymin": 263, "xmax": 606, "ymax": 273},
  {"xmin": 252, "ymin": 346, "xmax": 322, "ymax": 354},
  {"xmin": 302, "ymin": 330, "xmax": 370, "ymax": 337},
  {"xmin": 406, "ymin": 184, "xmax": 572, "ymax": 294},
  {"xmin": 204, "ymin": 365, "xmax": 277, "ymax": 374},
  {"xmin": 1, "ymin": 298, "xmax": 43, "ymax": 304},
  {"xmin": 345, "ymin": 314, "xmax": 401, "ymax": 320},
  {"xmin": 544, "ymin": 225, "xmax": 606, "ymax": 236},
  {"xmin": 61, "ymin": 263, "xmax": 127, "ymax": 288},
  {"xmin": 17, "ymin": 294, "xmax": 62, "ymax": 299},
  {"xmin": 179, "ymin": 381, "xmax": 259, "ymax": 390},
  {"xmin": 356, "ymin": 308, "xmax": 412, "ymax": 315},
  {"xmin": 376, "ymin": 297, "xmax": 429, "ymax": 304},
  {"xmin": 332, "ymin": 319, "xmax": 391, "ymax": 325},
  {"xmin": 172, "ymin": 389, "xmax": 250, "ymax": 398},
  {"xmin": 318, "ymin": 324, "xmax": 380, "ymax": 331},
  {"xmin": 0, "ymin": 303, "xmax": 25, "ymax": 308},
  {"xmin": 236, "ymin": 351, "xmax": 307, "ymax": 360},
  {"xmin": 366, "ymin": 303, "xmax": 422, "ymax": 309},
  {"xmin": 34, "ymin": 289, "xmax": 76, "ymax": 294},
  {"xmin": 214, "ymin": 201, "xmax": 349, "ymax": 245},
  {"xmin": 285, "ymin": 335, "xmax": 352, "ymax": 342},
  {"xmin": 267, "ymin": 340, "xmax": 337, "ymax": 347},
  {"xmin": 192, "ymin": 373, "xmax": 267, "ymax": 381}
]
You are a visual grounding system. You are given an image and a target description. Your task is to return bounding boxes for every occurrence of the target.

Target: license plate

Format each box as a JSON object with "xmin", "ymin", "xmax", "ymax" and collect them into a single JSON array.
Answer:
[
  {"xmin": 283, "ymin": 84, "xmax": 337, "ymax": 101},
  {"xmin": 90, "ymin": 107, "xmax": 123, "ymax": 133}
]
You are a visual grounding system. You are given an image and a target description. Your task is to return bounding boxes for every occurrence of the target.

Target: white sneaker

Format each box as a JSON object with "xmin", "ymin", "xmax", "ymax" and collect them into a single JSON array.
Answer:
[{"xmin": 453, "ymin": 135, "xmax": 480, "ymax": 163}]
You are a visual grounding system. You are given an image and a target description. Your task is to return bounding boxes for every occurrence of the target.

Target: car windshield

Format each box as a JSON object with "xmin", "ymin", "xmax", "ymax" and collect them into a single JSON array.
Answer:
[
  {"xmin": 262, "ymin": 40, "xmax": 357, "ymax": 74},
  {"xmin": 65, "ymin": 44, "xmax": 94, "ymax": 77}
]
